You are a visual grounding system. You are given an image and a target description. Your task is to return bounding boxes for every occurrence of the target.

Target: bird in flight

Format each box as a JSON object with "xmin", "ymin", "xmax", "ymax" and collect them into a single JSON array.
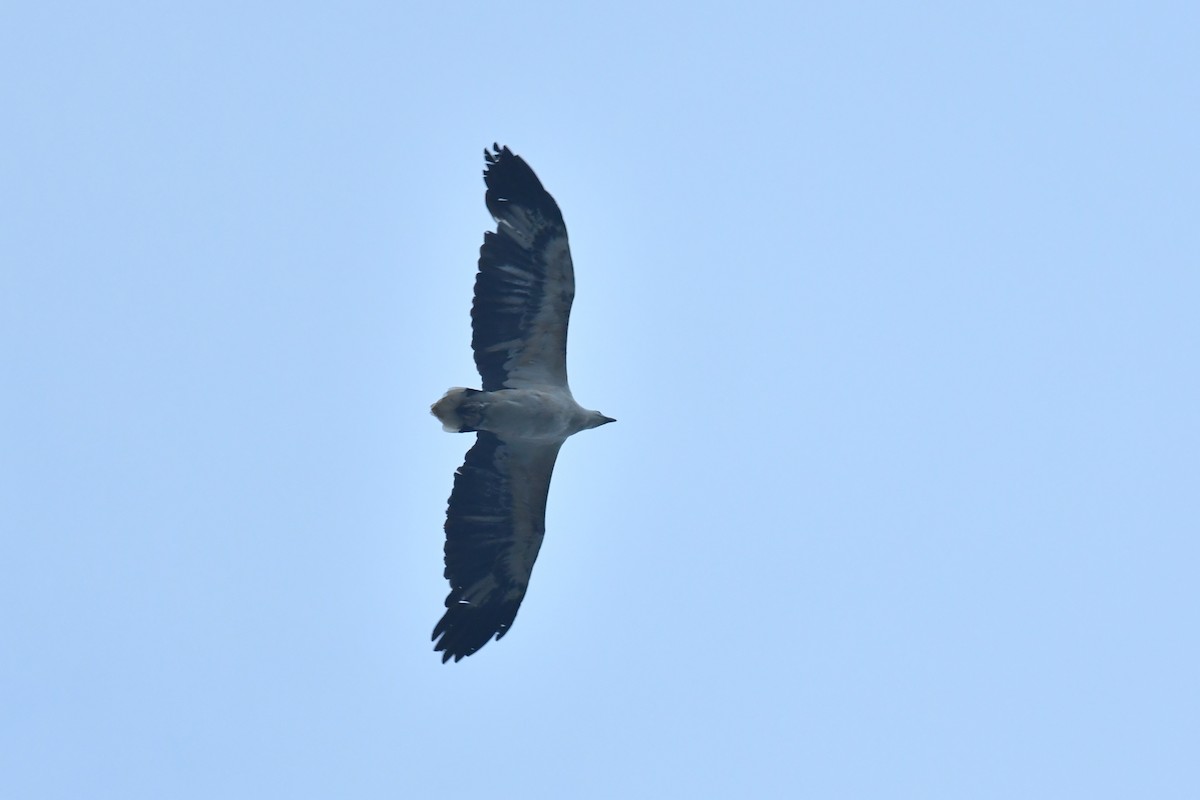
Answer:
[{"xmin": 430, "ymin": 145, "xmax": 615, "ymax": 663}]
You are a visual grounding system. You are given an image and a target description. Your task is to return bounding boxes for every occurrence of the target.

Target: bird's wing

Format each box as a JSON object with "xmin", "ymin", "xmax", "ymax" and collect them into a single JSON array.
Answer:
[
  {"xmin": 433, "ymin": 432, "xmax": 563, "ymax": 662},
  {"xmin": 471, "ymin": 144, "xmax": 575, "ymax": 391}
]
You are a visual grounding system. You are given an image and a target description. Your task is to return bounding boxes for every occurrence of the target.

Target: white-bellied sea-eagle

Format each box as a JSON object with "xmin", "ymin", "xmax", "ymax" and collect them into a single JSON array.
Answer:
[{"xmin": 430, "ymin": 145, "xmax": 614, "ymax": 663}]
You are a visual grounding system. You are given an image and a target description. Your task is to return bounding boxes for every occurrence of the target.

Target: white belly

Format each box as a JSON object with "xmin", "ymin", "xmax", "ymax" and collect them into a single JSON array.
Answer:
[{"xmin": 482, "ymin": 388, "xmax": 582, "ymax": 441}]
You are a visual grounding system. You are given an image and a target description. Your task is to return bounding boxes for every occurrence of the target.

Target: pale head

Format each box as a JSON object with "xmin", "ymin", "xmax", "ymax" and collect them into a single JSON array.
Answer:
[{"xmin": 585, "ymin": 411, "xmax": 616, "ymax": 430}]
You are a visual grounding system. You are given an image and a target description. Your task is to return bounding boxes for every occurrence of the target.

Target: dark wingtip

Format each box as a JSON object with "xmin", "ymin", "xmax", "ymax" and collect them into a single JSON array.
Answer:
[
  {"xmin": 480, "ymin": 144, "xmax": 564, "ymax": 228},
  {"xmin": 431, "ymin": 596, "xmax": 521, "ymax": 663},
  {"xmin": 483, "ymin": 143, "xmax": 511, "ymax": 171}
]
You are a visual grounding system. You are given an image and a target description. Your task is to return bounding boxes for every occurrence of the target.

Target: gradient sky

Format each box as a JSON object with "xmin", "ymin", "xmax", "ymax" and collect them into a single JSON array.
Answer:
[{"xmin": 3, "ymin": 2, "xmax": 1198, "ymax": 798}]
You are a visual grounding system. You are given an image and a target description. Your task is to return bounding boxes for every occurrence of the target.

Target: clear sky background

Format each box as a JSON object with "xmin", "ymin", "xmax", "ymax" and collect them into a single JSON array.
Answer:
[{"xmin": 3, "ymin": 2, "xmax": 1197, "ymax": 798}]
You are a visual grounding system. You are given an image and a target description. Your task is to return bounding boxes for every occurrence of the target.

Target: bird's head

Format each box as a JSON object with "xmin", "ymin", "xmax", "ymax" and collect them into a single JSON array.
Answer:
[{"xmin": 586, "ymin": 411, "xmax": 616, "ymax": 430}]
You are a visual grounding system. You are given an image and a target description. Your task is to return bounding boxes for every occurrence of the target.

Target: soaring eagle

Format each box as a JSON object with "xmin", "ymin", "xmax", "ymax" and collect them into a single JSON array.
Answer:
[{"xmin": 430, "ymin": 145, "xmax": 615, "ymax": 663}]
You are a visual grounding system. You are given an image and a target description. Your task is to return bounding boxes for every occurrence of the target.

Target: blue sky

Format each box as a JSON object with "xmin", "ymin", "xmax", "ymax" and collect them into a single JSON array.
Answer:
[{"xmin": 3, "ymin": 2, "xmax": 1198, "ymax": 797}]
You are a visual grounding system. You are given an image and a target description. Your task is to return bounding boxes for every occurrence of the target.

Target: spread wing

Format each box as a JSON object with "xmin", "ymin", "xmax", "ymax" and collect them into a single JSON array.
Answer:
[
  {"xmin": 471, "ymin": 144, "xmax": 575, "ymax": 391},
  {"xmin": 432, "ymin": 432, "xmax": 563, "ymax": 663}
]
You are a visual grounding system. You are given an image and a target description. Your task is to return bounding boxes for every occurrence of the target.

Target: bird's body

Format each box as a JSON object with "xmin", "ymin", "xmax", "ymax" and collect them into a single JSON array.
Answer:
[
  {"xmin": 430, "ymin": 145, "xmax": 614, "ymax": 663},
  {"xmin": 433, "ymin": 386, "xmax": 603, "ymax": 442}
]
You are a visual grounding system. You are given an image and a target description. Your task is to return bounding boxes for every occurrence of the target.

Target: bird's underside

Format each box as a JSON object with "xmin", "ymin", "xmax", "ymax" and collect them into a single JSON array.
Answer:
[{"xmin": 430, "ymin": 145, "xmax": 613, "ymax": 663}]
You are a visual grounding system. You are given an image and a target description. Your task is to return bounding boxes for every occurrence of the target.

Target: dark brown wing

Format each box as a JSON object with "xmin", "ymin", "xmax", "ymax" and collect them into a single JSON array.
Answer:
[
  {"xmin": 432, "ymin": 432, "xmax": 563, "ymax": 663},
  {"xmin": 471, "ymin": 145, "xmax": 575, "ymax": 391}
]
